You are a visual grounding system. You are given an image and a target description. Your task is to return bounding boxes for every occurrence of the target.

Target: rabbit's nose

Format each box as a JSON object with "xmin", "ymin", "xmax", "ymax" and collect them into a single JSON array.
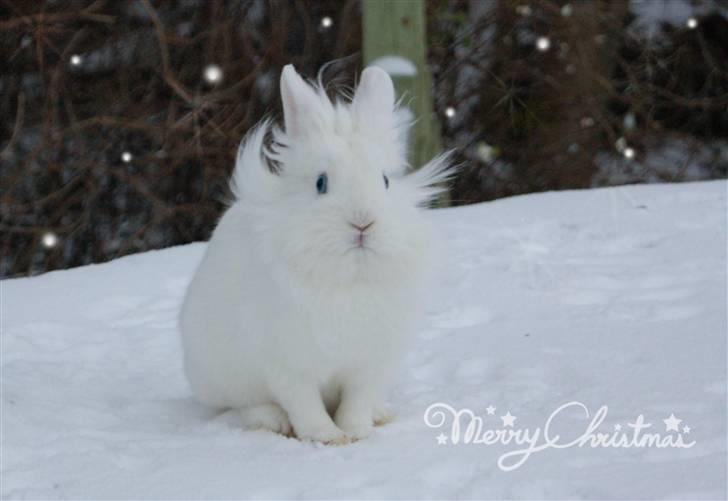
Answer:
[{"xmin": 349, "ymin": 220, "xmax": 375, "ymax": 232}]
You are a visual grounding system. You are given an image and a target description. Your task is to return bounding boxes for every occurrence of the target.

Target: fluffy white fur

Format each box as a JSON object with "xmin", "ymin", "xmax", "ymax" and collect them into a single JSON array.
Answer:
[{"xmin": 179, "ymin": 64, "xmax": 452, "ymax": 444}]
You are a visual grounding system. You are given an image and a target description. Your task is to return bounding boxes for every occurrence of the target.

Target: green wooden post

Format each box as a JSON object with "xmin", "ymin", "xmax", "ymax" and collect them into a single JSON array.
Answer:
[{"xmin": 362, "ymin": 0, "xmax": 442, "ymax": 174}]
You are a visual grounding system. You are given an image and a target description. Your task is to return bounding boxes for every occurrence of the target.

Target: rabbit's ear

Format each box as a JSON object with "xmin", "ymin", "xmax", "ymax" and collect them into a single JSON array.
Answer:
[
  {"xmin": 352, "ymin": 66, "xmax": 395, "ymax": 128},
  {"xmin": 280, "ymin": 65, "xmax": 323, "ymax": 138}
]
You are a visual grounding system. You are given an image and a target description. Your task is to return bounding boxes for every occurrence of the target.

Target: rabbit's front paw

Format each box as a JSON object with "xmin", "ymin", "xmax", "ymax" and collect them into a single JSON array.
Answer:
[
  {"xmin": 297, "ymin": 424, "xmax": 351, "ymax": 445},
  {"xmin": 335, "ymin": 413, "xmax": 373, "ymax": 440}
]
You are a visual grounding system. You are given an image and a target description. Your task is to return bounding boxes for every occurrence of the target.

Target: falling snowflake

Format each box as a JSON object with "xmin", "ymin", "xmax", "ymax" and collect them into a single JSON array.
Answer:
[
  {"xmin": 203, "ymin": 65, "xmax": 223, "ymax": 84},
  {"xmin": 536, "ymin": 37, "xmax": 551, "ymax": 52},
  {"xmin": 42, "ymin": 232, "xmax": 58, "ymax": 248}
]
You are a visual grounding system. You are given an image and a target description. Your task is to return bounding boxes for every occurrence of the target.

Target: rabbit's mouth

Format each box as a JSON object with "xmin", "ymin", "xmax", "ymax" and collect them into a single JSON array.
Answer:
[
  {"xmin": 351, "ymin": 231, "xmax": 378, "ymax": 253},
  {"xmin": 348, "ymin": 241, "xmax": 371, "ymax": 253},
  {"xmin": 344, "ymin": 236, "xmax": 375, "ymax": 255}
]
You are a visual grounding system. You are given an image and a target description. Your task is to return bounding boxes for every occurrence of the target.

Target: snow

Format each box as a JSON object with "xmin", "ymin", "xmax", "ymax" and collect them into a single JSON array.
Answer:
[
  {"xmin": 630, "ymin": 0, "xmax": 721, "ymax": 37},
  {"xmin": 593, "ymin": 137, "xmax": 726, "ymax": 186},
  {"xmin": 2, "ymin": 180, "xmax": 726, "ymax": 499},
  {"xmin": 370, "ymin": 56, "xmax": 418, "ymax": 77}
]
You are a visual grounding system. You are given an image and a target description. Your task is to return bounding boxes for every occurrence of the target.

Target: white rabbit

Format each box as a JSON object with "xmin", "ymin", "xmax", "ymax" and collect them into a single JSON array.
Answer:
[{"xmin": 179, "ymin": 64, "xmax": 452, "ymax": 444}]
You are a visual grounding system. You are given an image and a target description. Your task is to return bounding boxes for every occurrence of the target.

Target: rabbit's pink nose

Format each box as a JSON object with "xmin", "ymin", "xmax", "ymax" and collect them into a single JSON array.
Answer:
[{"xmin": 349, "ymin": 221, "xmax": 375, "ymax": 233}]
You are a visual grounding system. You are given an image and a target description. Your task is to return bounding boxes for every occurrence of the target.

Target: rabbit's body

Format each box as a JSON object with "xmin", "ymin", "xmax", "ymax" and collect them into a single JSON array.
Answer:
[
  {"xmin": 180, "ymin": 65, "xmax": 451, "ymax": 443},
  {"xmin": 181, "ymin": 201, "xmax": 414, "ymax": 408}
]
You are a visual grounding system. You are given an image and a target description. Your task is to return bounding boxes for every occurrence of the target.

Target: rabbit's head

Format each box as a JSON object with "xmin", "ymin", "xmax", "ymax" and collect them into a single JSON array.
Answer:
[{"xmin": 232, "ymin": 64, "xmax": 452, "ymax": 288}]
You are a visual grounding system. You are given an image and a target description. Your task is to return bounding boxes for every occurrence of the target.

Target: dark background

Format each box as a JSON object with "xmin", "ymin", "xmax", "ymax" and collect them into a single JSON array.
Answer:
[{"xmin": 1, "ymin": 0, "xmax": 727, "ymax": 277}]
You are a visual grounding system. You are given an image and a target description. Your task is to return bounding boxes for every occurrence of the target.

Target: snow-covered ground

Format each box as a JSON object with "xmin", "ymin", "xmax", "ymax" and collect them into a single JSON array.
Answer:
[{"xmin": 2, "ymin": 181, "xmax": 726, "ymax": 500}]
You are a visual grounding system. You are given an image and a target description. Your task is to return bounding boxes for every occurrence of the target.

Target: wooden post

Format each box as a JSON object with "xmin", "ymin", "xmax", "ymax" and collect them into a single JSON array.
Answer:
[{"xmin": 362, "ymin": 0, "xmax": 442, "ymax": 174}]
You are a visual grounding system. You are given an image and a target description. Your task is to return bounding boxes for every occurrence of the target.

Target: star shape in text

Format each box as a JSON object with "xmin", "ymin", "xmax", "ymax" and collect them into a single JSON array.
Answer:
[
  {"xmin": 501, "ymin": 411, "xmax": 517, "ymax": 427},
  {"xmin": 663, "ymin": 413, "xmax": 682, "ymax": 432}
]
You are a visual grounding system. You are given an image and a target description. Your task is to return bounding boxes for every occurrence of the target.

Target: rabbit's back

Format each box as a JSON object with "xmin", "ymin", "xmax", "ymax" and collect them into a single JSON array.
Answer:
[{"xmin": 179, "ymin": 204, "xmax": 272, "ymax": 407}]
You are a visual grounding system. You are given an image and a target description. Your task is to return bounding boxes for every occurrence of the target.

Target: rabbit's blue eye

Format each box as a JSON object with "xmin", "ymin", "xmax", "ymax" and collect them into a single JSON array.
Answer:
[
  {"xmin": 383, "ymin": 174, "xmax": 389, "ymax": 189},
  {"xmin": 316, "ymin": 173, "xmax": 328, "ymax": 195}
]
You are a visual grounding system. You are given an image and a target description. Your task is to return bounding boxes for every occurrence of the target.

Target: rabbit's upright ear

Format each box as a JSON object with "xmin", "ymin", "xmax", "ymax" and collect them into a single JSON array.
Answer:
[
  {"xmin": 280, "ymin": 64, "xmax": 323, "ymax": 138},
  {"xmin": 352, "ymin": 66, "xmax": 395, "ymax": 130}
]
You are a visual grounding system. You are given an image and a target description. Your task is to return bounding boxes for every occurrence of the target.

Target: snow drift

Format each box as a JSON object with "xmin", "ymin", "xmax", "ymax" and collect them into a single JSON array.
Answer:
[{"xmin": 2, "ymin": 180, "xmax": 726, "ymax": 499}]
